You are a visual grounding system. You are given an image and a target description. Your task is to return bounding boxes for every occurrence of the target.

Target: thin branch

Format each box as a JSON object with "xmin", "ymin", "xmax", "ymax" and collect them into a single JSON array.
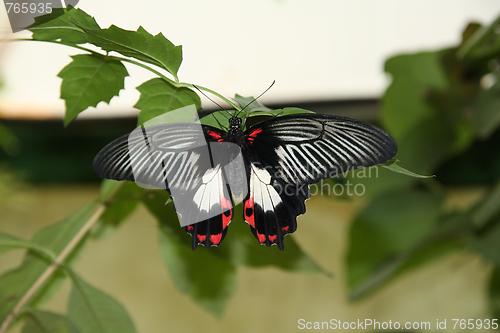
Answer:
[{"xmin": 0, "ymin": 204, "xmax": 106, "ymax": 333}]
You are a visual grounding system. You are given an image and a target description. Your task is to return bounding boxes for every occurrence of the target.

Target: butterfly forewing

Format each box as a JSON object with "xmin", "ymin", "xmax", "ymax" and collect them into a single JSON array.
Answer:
[{"xmin": 244, "ymin": 114, "xmax": 397, "ymax": 186}]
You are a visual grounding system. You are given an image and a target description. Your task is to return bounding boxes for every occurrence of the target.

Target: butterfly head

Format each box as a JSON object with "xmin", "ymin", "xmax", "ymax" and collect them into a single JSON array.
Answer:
[
  {"xmin": 229, "ymin": 116, "xmax": 242, "ymax": 129},
  {"xmin": 227, "ymin": 116, "xmax": 244, "ymax": 142}
]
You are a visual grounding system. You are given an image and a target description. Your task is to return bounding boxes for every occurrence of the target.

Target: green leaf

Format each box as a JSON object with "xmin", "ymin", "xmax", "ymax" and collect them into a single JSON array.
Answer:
[
  {"xmin": 471, "ymin": 72, "xmax": 500, "ymax": 138},
  {"xmin": 346, "ymin": 189, "xmax": 444, "ymax": 298},
  {"xmin": 30, "ymin": 8, "xmax": 100, "ymax": 44},
  {"xmin": 0, "ymin": 233, "xmax": 55, "ymax": 259},
  {"xmin": 98, "ymin": 180, "xmax": 142, "ymax": 228},
  {"xmin": 68, "ymin": 274, "xmax": 136, "ymax": 333},
  {"xmin": 84, "ymin": 25, "xmax": 182, "ymax": 77},
  {"xmin": 489, "ymin": 266, "xmax": 500, "ymax": 319},
  {"xmin": 58, "ymin": 55, "xmax": 128, "ymax": 126},
  {"xmin": 0, "ymin": 123, "xmax": 19, "ymax": 155},
  {"xmin": 0, "ymin": 233, "xmax": 26, "ymax": 255},
  {"xmin": 471, "ymin": 223, "xmax": 500, "ymax": 266},
  {"xmin": 382, "ymin": 51, "xmax": 448, "ymax": 139},
  {"xmin": 22, "ymin": 310, "xmax": 80, "ymax": 333},
  {"xmin": 0, "ymin": 203, "xmax": 97, "ymax": 322},
  {"xmin": 135, "ymin": 78, "xmax": 201, "ymax": 125},
  {"xmin": 458, "ymin": 16, "xmax": 500, "ymax": 61},
  {"xmin": 143, "ymin": 191, "xmax": 237, "ymax": 316},
  {"xmin": 381, "ymin": 161, "xmax": 434, "ymax": 179}
]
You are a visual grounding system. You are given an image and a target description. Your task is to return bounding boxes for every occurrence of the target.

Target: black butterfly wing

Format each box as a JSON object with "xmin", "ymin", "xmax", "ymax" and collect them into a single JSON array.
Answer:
[
  {"xmin": 243, "ymin": 161, "xmax": 309, "ymax": 250},
  {"xmin": 245, "ymin": 113, "xmax": 397, "ymax": 184},
  {"xmin": 93, "ymin": 123, "xmax": 233, "ymax": 247},
  {"xmin": 241, "ymin": 113, "xmax": 397, "ymax": 248}
]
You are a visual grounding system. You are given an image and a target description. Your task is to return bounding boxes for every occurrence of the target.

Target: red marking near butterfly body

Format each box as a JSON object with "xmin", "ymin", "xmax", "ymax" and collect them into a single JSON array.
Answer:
[
  {"xmin": 269, "ymin": 235, "xmax": 277, "ymax": 242},
  {"xmin": 282, "ymin": 226, "xmax": 289, "ymax": 233},
  {"xmin": 207, "ymin": 130, "xmax": 224, "ymax": 142},
  {"xmin": 197, "ymin": 234, "xmax": 206, "ymax": 242},
  {"xmin": 246, "ymin": 128, "xmax": 263, "ymax": 144}
]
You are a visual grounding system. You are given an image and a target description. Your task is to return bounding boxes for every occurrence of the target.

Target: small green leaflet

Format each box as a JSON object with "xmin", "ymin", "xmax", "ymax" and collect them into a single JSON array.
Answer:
[
  {"xmin": 381, "ymin": 160, "xmax": 434, "ymax": 179},
  {"xmin": 84, "ymin": 25, "xmax": 182, "ymax": 78},
  {"xmin": 58, "ymin": 55, "xmax": 128, "ymax": 126},
  {"xmin": 30, "ymin": 8, "xmax": 100, "ymax": 44},
  {"xmin": 135, "ymin": 78, "xmax": 201, "ymax": 125}
]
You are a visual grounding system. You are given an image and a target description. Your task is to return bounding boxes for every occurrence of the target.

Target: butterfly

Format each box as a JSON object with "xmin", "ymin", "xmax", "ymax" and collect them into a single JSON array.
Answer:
[{"xmin": 93, "ymin": 111, "xmax": 397, "ymax": 250}]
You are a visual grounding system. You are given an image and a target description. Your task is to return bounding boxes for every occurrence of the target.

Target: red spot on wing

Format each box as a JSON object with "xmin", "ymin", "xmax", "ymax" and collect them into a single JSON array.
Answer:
[
  {"xmin": 210, "ymin": 233, "xmax": 222, "ymax": 245},
  {"xmin": 257, "ymin": 233, "xmax": 266, "ymax": 243},
  {"xmin": 197, "ymin": 234, "xmax": 206, "ymax": 242},
  {"xmin": 282, "ymin": 226, "xmax": 289, "ymax": 233},
  {"xmin": 221, "ymin": 196, "xmax": 232, "ymax": 229},
  {"xmin": 207, "ymin": 130, "xmax": 224, "ymax": 142},
  {"xmin": 268, "ymin": 235, "xmax": 277, "ymax": 242},
  {"xmin": 186, "ymin": 225, "xmax": 194, "ymax": 232},
  {"xmin": 244, "ymin": 198, "xmax": 255, "ymax": 227},
  {"xmin": 246, "ymin": 128, "xmax": 263, "ymax": 144}
]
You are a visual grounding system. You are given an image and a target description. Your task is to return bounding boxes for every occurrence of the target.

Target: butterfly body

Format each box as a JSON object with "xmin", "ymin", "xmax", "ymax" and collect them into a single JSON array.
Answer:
[{"xmin": 93, "ymin": 112, "xmax": 397, "ymax": 250}]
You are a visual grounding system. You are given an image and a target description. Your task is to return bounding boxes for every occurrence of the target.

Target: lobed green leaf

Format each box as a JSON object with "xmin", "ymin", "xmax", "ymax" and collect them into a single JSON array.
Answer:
[
  {"xmin": 58, "ymin": 55, "xmax": 128, "ymax": 126},
  {"xmin": 84, "ymin": 25, "xmax": 182, "ymax": 78},
  {"xmin": 30, "ymin": 8, "xmax": 100, "ymax": 44},
  {"xmin": 135, "ymin": 78, "xmax": 201, "ymax": 125}
]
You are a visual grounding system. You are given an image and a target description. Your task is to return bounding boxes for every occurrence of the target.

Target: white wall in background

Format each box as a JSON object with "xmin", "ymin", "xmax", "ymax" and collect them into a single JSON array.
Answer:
[{"xmin": 0, "ymin": 0, "xmax": 499, "ymax": 119}]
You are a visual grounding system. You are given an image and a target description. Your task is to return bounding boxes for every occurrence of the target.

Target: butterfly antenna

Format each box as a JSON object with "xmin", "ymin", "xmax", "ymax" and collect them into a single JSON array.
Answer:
[
  {"xmin": 192, "ymin": 85, "xmax": 232, "ymax": 119},
  {"xmin": 236, "ymin": 80, "xmax": 275, "ymax": 118},
  {"xmin": 192, "ymin": 86, "xmax": 229, "ymax": 130}
]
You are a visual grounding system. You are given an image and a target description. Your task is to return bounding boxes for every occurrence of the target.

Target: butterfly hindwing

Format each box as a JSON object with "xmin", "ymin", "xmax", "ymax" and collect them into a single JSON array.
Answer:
[
  {"xmin": 93, "ymin": 123, "xmax": 233, "ymax": 247},
  {"xmin": 181, "ymin": 164, "xmax": 233, "ymax": 247},
  {"xmin": 243, "ymin": 161, "xmax": 310, "ymax": 249}
]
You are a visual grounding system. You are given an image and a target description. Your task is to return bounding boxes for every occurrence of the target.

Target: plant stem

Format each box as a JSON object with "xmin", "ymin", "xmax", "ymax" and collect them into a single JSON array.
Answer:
[
  {"xmin": 3, "ymin": 38, "xmax": 240, "ymax": 111},
  {"xmin": 0, "ymin": 204, "xmax": 106, "ymax": 333}
]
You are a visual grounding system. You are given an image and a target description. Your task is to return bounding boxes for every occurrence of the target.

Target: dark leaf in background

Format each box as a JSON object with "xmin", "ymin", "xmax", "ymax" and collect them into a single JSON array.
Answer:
[
  {"xmin": 471, "ymin": 71, "xmax": 500, "ymax": 139},
  {"xmin": 98, "ymin": 180, "xmax": 142, "ymax": 228},
  {"xmin": 68, "ymin": 274, "xmax": 137, "ymax": 333},
  {"xmin": 22, "ymin": 310, "xmax": 80, "ymax": 333},
  {"xmin": 135, "ymin": 78, "xmax": 201, "ymax": 125},
  {"xmin": 458, "ymin": 16, "xmax": 500, "ymax": 62},
  {"xmin": 0, "ymin": 203, "xmax": 97, "ymax": 322},
  {"xmin": 346, "ymin": 189, "xmax": 443, "ymax": 298},
  {"xmin": 490, "ymin": 266, "xmax": 500, "ymax": 319},
  {"xmin": 472, "ymin": 223, "xmax": 500, "ymax": 266},
  {"xmin": 58, "ymin": 55, "xmax": 128, "ymax": 125}
]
